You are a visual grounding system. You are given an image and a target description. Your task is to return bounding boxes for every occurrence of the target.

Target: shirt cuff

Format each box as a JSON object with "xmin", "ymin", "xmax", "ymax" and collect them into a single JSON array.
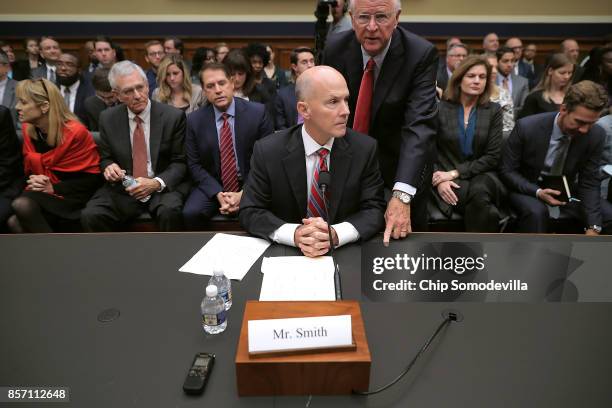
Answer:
[
  {"xmin": 393, "ymin": 182, "xmax": 417, "ymax": 196},
  {"xmin": 332, "ymin": 222, "xmax": 360, "ymax": 247},
  {"xmin": 154, "ymin": 177, "xmax": 166, "ymax": 192},
  {"xmin": 535, "ymin": 188, "xmax": 541, "ymax": 199},
  {"xmin": 269, "ymin": 223, "xmax": 300, "ymax": 247}
]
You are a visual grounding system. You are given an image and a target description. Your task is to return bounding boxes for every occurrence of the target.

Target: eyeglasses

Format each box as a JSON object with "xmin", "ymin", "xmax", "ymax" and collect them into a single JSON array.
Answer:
[
  {"xmin": 56, "ymin": 61, "xmax": 77, "ymax": 68},
  {"xmin": 147, "ymin": 51, "xmax": 165, "ymax": 57},
  {"xmin": 354, "ymin": 12, "xmax": 394, "ymax": 26}
]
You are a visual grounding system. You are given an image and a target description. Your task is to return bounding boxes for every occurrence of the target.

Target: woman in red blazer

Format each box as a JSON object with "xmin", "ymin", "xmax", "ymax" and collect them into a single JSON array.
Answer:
[{"xmin": 8, "ymin": 79, "xmax": 102, "ymax": 233}]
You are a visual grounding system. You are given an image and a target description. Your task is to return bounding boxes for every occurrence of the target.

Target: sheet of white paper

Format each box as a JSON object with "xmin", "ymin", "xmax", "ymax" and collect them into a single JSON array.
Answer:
[
  {"xmin": 259, "ymin": 256, "xmax": 335, "ymax": 301},
  {"xmin": 261, "ymin": 256, "xmax": 334, "ymax": 274},
  {"xmin": 179, "ymin": 233, "xmax": 270, "ymax": 280}
]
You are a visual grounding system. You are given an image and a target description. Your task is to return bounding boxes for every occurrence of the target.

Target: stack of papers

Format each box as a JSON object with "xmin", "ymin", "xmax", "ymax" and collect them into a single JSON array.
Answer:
[
  {"xmin": 259, "ymin": 256, "xmax": 336, "ymax": 301},
  {"xmin": 179, "ymin": 233, "xmax": 270, "ymax": 280}
]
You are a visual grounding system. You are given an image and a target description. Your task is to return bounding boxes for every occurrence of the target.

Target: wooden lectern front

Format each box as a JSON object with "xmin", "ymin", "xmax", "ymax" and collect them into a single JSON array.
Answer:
[{"xmin": 235, "ymin": 300, "xmax": 371, "ymax": 396}]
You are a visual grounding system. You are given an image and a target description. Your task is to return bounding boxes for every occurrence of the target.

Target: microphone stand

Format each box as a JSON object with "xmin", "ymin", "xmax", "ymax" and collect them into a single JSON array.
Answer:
[{"xmin": 319, "ymin": 172, "xmax": 342, "ymax": 300}]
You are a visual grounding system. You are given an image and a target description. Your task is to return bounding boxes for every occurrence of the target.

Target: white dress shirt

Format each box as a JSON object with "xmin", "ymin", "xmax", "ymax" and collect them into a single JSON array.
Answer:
[
  {"xmin": 126, "ymin": 100, "xmax": 166, "ymax": 190},
  {"xmin": 269, "ymin": 125, "xmax": 360, "ymax": 248},
  {"xmin": 60, "ymin": 80, "xmax": 80, "ymax": 113}
]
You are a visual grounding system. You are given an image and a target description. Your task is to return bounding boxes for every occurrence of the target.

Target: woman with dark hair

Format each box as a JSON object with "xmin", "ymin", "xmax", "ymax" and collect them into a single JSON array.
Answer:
[
  {"xmin": 8, "ymin": 79, "xmax": 102, "ymax": 233},
  {"xmin": 191, "ymin": 47, "xmax": 217, "ymax": 85},
  {"xmin": 581, "ymin": 44, "xmax": 612, "ymax": 108},
  {"xmin": 263, "ymin": 45, "xmax": 288, "ymax": 90},
  {"xmin": 153, "ymin": 55, "xmax": 203, "ymax": 113},
  {"xmin": 518, "ymin": 53, "xmax": 574, "ymax": 119},
  {"xmin": 244, "ymin": 43, "xmax": 276, "ymax": 97},
  {"xmin": 433, "ymin": 55, "xmax": 504, "ymax": 232},
  {"xmin": 223, "ymin": 49, "xmax": 274, "ymax": 117}
]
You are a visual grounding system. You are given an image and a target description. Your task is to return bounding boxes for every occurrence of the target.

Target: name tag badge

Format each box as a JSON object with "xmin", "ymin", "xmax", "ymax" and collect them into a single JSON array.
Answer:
[{"xmin": 248, "ymin": 315, "xmax": 353, "ymax": 355}]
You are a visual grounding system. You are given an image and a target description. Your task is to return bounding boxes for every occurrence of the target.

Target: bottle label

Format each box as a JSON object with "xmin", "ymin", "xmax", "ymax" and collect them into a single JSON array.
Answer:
[
  {"xmin": 202, "ymin": 310, "xmax": 226, "ymax": 326},
  {"xmin": 219, "ymin": 289, "xmax": 232, "ymax": 304}
]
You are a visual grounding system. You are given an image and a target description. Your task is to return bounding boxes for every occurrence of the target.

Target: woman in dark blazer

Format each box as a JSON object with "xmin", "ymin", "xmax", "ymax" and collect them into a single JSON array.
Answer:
[{"xmin": 432, "ymin": 55, "xmax": 504, "ymax": 232}]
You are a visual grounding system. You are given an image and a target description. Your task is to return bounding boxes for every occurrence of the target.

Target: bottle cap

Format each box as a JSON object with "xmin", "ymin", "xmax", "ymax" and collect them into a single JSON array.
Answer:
[{"xmin": 206, "ymin": 285, "xmax": 218, "ymax": 297}]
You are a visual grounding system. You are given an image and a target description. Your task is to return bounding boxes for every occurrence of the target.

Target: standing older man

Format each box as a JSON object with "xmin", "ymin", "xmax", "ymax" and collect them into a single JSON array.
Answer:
[
  {"xmin": 81, "ymin": 61, "xmax": 187, "ymax": 231},
  {"xmin": 240, "ymin": 66, "xmax": 385, "ymax": 256},
  {"xmin": 323, "ymin": 0, "xmax": 438, "ymax": 243}
]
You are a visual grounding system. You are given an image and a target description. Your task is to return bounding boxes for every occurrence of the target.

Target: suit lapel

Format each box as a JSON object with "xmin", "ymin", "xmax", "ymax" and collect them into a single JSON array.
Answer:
[
  {"xmin": 329, "ymin": 136, "xmax": 351, "ymax": 223},
  {"xmin": 347, "ymin": 39, "xmax": 365, "ymax": 122},
  {"xmin": 473, "ymin": 104, "xmax": 490, "ymax": 156},
  {"xmin": 2, "ymin": 81, "xmax": 14, "ymax": 106},
  {"xmin": 149, "ymin": 101, "xmax": 162, "ymax": 171},
  {"xmin": 281, "ymin": 127, "xmax": 308, "ymax": 217},
  {"xmin": 233, "ymin": 99, "xmax": 246, "ymax": 173},
  {"xmin": 204, "ymin": 105, "xmax": 221, "ymax": 177},
  {"xmin": 371, "ymin": 30, "xmax": 404, "ymax": 124},
  {"xmin": 535, "ymin": 114, "xmax": 556, "ymax": 168},
  {"xmin": 116, "ymin": 105, "xmax": 132, "ymax": 168}
]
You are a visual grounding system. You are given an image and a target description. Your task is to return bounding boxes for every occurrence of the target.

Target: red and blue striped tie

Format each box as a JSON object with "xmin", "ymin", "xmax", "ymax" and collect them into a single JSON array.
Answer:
[{"xmin": 307, "ymin": 148, "xmax": 329, "ymax": 219}]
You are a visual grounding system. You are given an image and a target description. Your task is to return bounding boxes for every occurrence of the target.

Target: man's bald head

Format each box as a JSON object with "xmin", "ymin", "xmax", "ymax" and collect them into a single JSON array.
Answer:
[
  {"xmin": 296, "ymin": 65, "xmax": 350, "ymax": 144},
  {"xmin": 296, "ymin": 65, "xmax": 347, "ymax": 102}
]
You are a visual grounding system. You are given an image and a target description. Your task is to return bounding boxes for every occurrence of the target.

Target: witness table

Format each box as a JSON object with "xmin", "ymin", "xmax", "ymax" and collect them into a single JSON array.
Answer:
[{"xmin": 1, "ymin": 232, "xmax": 611, "ymax": 407}]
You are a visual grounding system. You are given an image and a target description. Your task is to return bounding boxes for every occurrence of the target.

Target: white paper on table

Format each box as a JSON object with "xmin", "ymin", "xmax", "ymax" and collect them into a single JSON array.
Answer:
[
  {"xmin": 179, "ymin": 233, "xmax": 270, "ymax": 280},
  {"xmin": 261, "ymin": 256, "xmax": 334, "ymax": 274},
  {"xmin": 259, "ymin": 256, "xmax": 335, "ymax": 301}
]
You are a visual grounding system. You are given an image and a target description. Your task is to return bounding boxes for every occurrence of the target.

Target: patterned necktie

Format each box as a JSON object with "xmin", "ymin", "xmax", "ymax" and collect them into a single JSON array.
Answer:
[
  {"xmin": 132, "ymin": 116, "xmax": 148, "ymax": 178},
  {"xmin": 63, "ymin": 87, "xmax": 71, "ymax": 110},
  {"xmin": 307, "ymin": 148, "xmax": 330, "ymax": 219},
  {"xmin": 353, "ymin": 58, "xmax": 376, "ymax": 134},
  {"xmin": 219, "ymin": 113, "xmax": 240, "ymax": 192},
  {"xmin": 49, "ymin": 68, "xmax": 56, "ymax": 83},
  {"xmin": 502, "ymin": 77, "xmax": 509, "ymax": 91}
]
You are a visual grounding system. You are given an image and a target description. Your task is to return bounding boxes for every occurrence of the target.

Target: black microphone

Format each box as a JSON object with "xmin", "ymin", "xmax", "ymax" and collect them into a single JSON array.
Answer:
[{"xmin": 318, "ymin": 171, "xmax": 342, "ymax": 300}]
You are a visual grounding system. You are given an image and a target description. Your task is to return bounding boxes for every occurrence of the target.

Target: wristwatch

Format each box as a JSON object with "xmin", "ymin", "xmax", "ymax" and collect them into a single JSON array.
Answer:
[
  {"xmin": 392, "ymin": 190, "xmax": 413, "ymax": 204},
  {"xmin": 586, "ymin": 225, "xmax": 602, "ymax": 233}
]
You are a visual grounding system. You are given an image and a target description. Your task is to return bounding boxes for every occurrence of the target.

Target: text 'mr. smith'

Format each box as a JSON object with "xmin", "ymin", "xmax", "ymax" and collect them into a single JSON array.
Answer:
[{"xmin": 273, "ymin": 326, "xmax": 328, "ymax": 340}]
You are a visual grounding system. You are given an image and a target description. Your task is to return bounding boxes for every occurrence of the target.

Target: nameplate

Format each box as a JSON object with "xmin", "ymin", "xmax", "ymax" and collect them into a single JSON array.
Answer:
[{"xmin": 247, "ymin": 315, "xmax": 352, "ymax": 355}]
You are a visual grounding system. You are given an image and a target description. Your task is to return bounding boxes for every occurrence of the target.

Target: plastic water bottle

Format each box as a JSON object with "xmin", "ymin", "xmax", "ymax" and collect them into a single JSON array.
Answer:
[
  {"xmin": 201, "ymin": 285, "xmax": 227, "ymax": 334},
  {"xmin": 208, "ymin": 267, "xmax": 232, "ymax": 310},
  {"xmin": 122, "ymin": 175, "xmax": 151, "ymax": 202}
]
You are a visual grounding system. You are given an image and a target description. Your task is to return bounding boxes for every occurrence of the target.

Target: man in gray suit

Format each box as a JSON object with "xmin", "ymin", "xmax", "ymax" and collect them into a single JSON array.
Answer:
[
  {"xmin": 496, "ymin": 46, "xmax": 529, "ymax": 117},
  {"xmin": 0, "ymin": 50, "xmax": 17, "ymax": 125},
  {"xmin": 81, "ymin": 61, "xmax": 187, "ymax": 231},
  {"xmin": 31, "ymin": 37, "xmax": 62, "ymax": 83}
]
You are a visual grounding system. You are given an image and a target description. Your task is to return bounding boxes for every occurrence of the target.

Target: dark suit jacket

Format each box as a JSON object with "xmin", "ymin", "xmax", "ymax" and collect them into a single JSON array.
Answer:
[
  {"xmin": 97, "ymin": 101, "xmax": 187, "ymax": 191},
  {"xmin": 500, "ymin": 112, "xmax": 605, "ymax": 226},
  {"xmin": 185, "ymin": 97, "xmax": 273, "ymax": 199},
  {"xmin": 1, "ymin": 78, "xmax": 18, "ymax": 126},
  {"xmin": 435, "ymin": 101, "xmax": 503, "ymax": 178},
  {"xmin": 70, "ymin": 77, "xmax": 95, "ymax": 126},
  {"xmin": 0, "ymin": 105, "xmax": 23, "ymax": 198},
  {"xmin": 239, "ymin": 126, "xmax": 386, "ymax": 242},
  {"xmin": 274, "ymin": 83, "xmax": 298, "ymax": 130},
  {"xmin": 323, "ymin": 26, "xmax": 439, "ymax": 189},
  {"xmin": 83, "ymin": 95, "xmax": 108, "ymax": 131},
  {"xmin": 30, "ymin": 65, "xmax": 57, "ymax": 84},
  {"xmin": 516, "ymin": 60, "xmax": 536, "ymax": 89},
  {"xmin": 436, "ymin": 64, "xmax": 450, "ymax": 93}
]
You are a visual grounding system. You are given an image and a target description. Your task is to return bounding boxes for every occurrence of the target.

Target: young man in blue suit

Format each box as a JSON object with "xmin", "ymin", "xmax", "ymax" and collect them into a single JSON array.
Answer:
[
  {"xmin": 500, "ymin": 81, "xmax": 611, "ymax": 235},
  {"xmin": 183, "ymin": 62, "xmax": 274, "ymax": 229}
]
